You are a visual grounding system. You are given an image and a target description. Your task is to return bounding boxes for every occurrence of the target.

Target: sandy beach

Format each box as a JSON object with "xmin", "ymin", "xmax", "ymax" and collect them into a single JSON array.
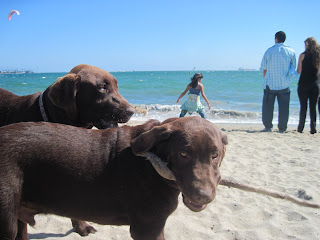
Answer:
[{"xmin": 28, "ymin": 121, "xmax": 320, "ymax": 240}]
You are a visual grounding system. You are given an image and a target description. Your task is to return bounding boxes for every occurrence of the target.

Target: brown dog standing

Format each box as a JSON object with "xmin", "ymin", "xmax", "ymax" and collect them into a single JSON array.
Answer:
[
  {"xmin": 0, "ymin": 117, "xmax": 227, "ymax": 240},
  {"xmin": 0, "ymin": 64, "xmax": 135, "ymax": 236}
]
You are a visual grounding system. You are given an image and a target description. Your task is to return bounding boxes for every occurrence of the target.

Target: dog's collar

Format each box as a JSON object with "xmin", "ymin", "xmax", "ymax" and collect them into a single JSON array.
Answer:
[
  {"xmin": 39, "ymin": 92, "xmax": 49, "ymax": 122},
  {"xmin": 142, "ymin": 152, "xmax": 176, "ymax": 181}
]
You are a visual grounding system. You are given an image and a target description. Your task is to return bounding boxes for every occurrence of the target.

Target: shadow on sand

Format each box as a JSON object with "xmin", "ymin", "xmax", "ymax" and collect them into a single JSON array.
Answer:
[{"xmin": 28, "ymin": 229, "xmax": 74, "ymax": 239}]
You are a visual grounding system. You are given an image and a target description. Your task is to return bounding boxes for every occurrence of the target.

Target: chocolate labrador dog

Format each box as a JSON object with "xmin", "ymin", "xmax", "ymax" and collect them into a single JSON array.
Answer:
[
  {"xmin": 0, "ymin": 64, "xmax": 135, "ymax": 236},
  {"xmin": 0, "ymin": 117, "xmax": 227, "ymax": 240},
  {"xmin": 0, "ymin": 64, "xmax": 135, "ymax": 129}
]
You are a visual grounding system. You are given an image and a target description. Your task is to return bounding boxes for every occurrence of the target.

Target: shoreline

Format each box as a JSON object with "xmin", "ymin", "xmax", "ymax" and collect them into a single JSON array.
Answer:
[{"xmin": 124, "ymin": 119, "xmax": 309, "ymax": 132}]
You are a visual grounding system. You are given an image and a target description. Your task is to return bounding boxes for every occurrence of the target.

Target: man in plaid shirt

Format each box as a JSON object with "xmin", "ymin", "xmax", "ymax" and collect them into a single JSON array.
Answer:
[{"xmin": 260, "ymin": 31, "xmax": 296, "ymax": 133}]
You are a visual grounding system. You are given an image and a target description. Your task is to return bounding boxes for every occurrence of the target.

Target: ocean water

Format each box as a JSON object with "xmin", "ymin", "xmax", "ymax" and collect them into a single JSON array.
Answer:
[{"xmin": 0, "ymin": 70, "xmax": 303, "ymax": 125}]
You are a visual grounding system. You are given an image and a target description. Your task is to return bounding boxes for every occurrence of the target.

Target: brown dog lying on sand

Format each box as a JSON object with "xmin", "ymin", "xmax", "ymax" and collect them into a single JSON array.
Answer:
[
  {"xmin": 0, "ymin": 64, "xmax": 135, "ymax": 129},
  {"xmin": 0, "ymin": 117, "xmax": 227, "ymax": 240},
  {"xmin": 0, "ymin": 64, "xmax": 135, "ymax": 236}
]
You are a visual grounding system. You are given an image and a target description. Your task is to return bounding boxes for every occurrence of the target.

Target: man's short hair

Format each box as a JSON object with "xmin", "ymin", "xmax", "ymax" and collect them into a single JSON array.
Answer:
[{"xmin": 275, "ymin": 31, "xmax": 286, "ymax": 43}]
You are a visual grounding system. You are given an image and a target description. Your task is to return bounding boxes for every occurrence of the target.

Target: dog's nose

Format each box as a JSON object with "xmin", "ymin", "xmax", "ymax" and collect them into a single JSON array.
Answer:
[
  {"xmin": 194, "ymin": 188, "xmax": 215, "ymax": 204},
  {"xmin": 126, "ymin": 106, "xmax": 135, "ymax": 117}
]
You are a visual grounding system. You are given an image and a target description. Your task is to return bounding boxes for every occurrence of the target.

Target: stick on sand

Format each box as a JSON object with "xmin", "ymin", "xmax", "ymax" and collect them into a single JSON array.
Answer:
[{"xmin": 220, "ymin": 178, "xmax": 320, "ymax": 209}]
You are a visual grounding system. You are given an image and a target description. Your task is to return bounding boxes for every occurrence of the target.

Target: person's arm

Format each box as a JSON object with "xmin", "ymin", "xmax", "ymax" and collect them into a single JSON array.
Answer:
[
  {"xmin": 176, "ymin": 85, "xmax": 190, "ymax": 104},
  {"xmin": 297, "ymin": 53, "xmax": 305, "ymax": 74},
  {"xmin": 199, "ymin": 84, "xmax": 211, "ymax": 110},
  {"xmin": 260, "ymin": 51, "xmax": 268, "ymax": 77},
  {"xmin": 292, "ymin": 52, "xmax": 297, "ymax": 69}
]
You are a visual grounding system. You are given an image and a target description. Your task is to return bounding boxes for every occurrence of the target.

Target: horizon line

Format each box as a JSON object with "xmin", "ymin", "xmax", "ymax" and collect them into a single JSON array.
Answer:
[{"xmin": 1, "ymin": 69, "xmax": 260, "ymax": 74}]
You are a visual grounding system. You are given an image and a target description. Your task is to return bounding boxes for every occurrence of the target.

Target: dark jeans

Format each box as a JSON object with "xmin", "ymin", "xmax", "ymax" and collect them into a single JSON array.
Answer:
[
  {"xmin": 319, "ymin": 96, "xmax": 320, "ymax": 122},
  {"xmin": 179, "ymin": 109, "xmax": 206, "ymax": 119},
  {"xmin": 297, "ymin": 83, "xmax": 319, "ymax": 133},
  {"xmin": 262, "ymin": 86, "xmax": 290, "ymax": 131}
]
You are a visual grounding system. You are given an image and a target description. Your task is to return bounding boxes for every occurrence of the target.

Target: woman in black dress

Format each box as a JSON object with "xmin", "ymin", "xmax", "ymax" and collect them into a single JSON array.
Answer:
[{"xmin": 297, "ymin": 37, "xmax": 320, "ymax": 134}]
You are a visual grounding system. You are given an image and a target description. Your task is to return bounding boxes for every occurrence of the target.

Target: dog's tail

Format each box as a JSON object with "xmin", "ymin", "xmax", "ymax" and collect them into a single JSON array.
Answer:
[{"xmin": 220, "ymin": 178, "xmax": 320, "ymax": 209}]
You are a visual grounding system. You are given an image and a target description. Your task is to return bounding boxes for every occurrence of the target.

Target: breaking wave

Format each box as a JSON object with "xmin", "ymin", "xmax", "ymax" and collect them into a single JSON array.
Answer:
[{"xmin": 131, "ymin": 104, "xmax": 263, "ymax": 124}]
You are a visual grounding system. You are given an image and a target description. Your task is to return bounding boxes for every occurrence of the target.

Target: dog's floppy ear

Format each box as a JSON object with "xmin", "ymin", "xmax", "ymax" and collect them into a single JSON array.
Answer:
[
  {"xmin": 131, "ymin": 123, "xmax": 173, "ymax": 155},
  {"xmin": 48, "ymin": 73, "xmax": 80, "ymax": 121},
  {"xmin": 219, "ymin": 134, "xmax": 228, "ymax": 166}
]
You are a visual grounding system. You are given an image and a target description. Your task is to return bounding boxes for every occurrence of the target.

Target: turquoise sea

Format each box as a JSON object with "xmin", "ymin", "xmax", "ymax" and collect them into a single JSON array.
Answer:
[{"xmin": 0, "ymin": 70, "xmax": 302, "ymax": 125}]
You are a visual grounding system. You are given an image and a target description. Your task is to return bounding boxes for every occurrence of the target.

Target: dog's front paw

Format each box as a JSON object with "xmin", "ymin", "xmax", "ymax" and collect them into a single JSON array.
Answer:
[{"xmin": 72, "ymin": 219, "xmax": 97, "ymax": 236}]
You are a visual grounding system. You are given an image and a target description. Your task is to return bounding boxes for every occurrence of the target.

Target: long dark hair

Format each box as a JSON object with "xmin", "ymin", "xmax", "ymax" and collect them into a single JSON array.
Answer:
[
  {"xmin": 305, "ymin": 37, "xmax": 320, "ymax": 69},
  {"xmin": 190, "ymin": 73, "xmax": 203, "ymax": 88}
]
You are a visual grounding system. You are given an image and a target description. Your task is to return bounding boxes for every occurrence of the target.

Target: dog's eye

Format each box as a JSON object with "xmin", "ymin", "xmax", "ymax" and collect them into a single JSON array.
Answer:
[
  {"xmin": 98, "ymin": 83, "xmax": 108, "ymax": 93},
  {"xmin": 180, "ymin": 151, "xmax": 187, "ymax": 157},
  {"xmin": 211, "ymin": 152, "xmax": 219, "ymax": 160}
]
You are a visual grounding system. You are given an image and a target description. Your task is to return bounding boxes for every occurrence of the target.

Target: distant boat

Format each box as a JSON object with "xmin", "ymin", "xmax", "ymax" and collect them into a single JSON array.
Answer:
[{"xmin": 238, "ymin": 68, "xmax": 257, "ymax": 71}]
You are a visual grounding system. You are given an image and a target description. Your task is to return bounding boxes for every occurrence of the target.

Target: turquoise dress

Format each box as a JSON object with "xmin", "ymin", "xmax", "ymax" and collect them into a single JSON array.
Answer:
[{"xmin": 181, "ymin": 88, "xmax": 204, "ymax": 114}]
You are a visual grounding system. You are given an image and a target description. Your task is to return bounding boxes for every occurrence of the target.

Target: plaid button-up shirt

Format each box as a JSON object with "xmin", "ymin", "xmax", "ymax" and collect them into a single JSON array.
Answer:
[{"xmin": 260, "ymin": 43, "xmax": 296, "ymax": 90}]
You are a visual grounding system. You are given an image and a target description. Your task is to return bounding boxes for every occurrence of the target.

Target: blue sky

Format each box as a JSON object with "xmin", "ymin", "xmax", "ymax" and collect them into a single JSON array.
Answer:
[{"xmin": 1, "ymin": 0, "xmax": 320, "ymax": 73}]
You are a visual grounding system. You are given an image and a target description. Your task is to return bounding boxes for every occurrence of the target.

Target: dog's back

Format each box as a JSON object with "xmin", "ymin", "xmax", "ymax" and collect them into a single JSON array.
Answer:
[
  {"xmin": 0, "ymin": 88, "xmax": 41, "ymax": 126},
  {"xmin": 0, "ymin": 88, "xmax": 16, "ymax": 125},
  {"xmin": 0, "ymin": 122, "xmax": 113, "ymax": 167}
]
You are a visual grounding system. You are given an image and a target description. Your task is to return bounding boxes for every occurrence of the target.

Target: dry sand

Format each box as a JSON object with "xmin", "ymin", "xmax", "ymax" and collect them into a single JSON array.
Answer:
[{"xmin": 28, "ymin": 122, "xmax": 320, "ymax": 240}]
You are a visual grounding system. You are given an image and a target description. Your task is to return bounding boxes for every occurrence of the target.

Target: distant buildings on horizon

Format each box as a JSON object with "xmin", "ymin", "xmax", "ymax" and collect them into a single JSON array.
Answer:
[{"xmin": 0, "ymin": 70, "xmax": 34, "ymax": 74}]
